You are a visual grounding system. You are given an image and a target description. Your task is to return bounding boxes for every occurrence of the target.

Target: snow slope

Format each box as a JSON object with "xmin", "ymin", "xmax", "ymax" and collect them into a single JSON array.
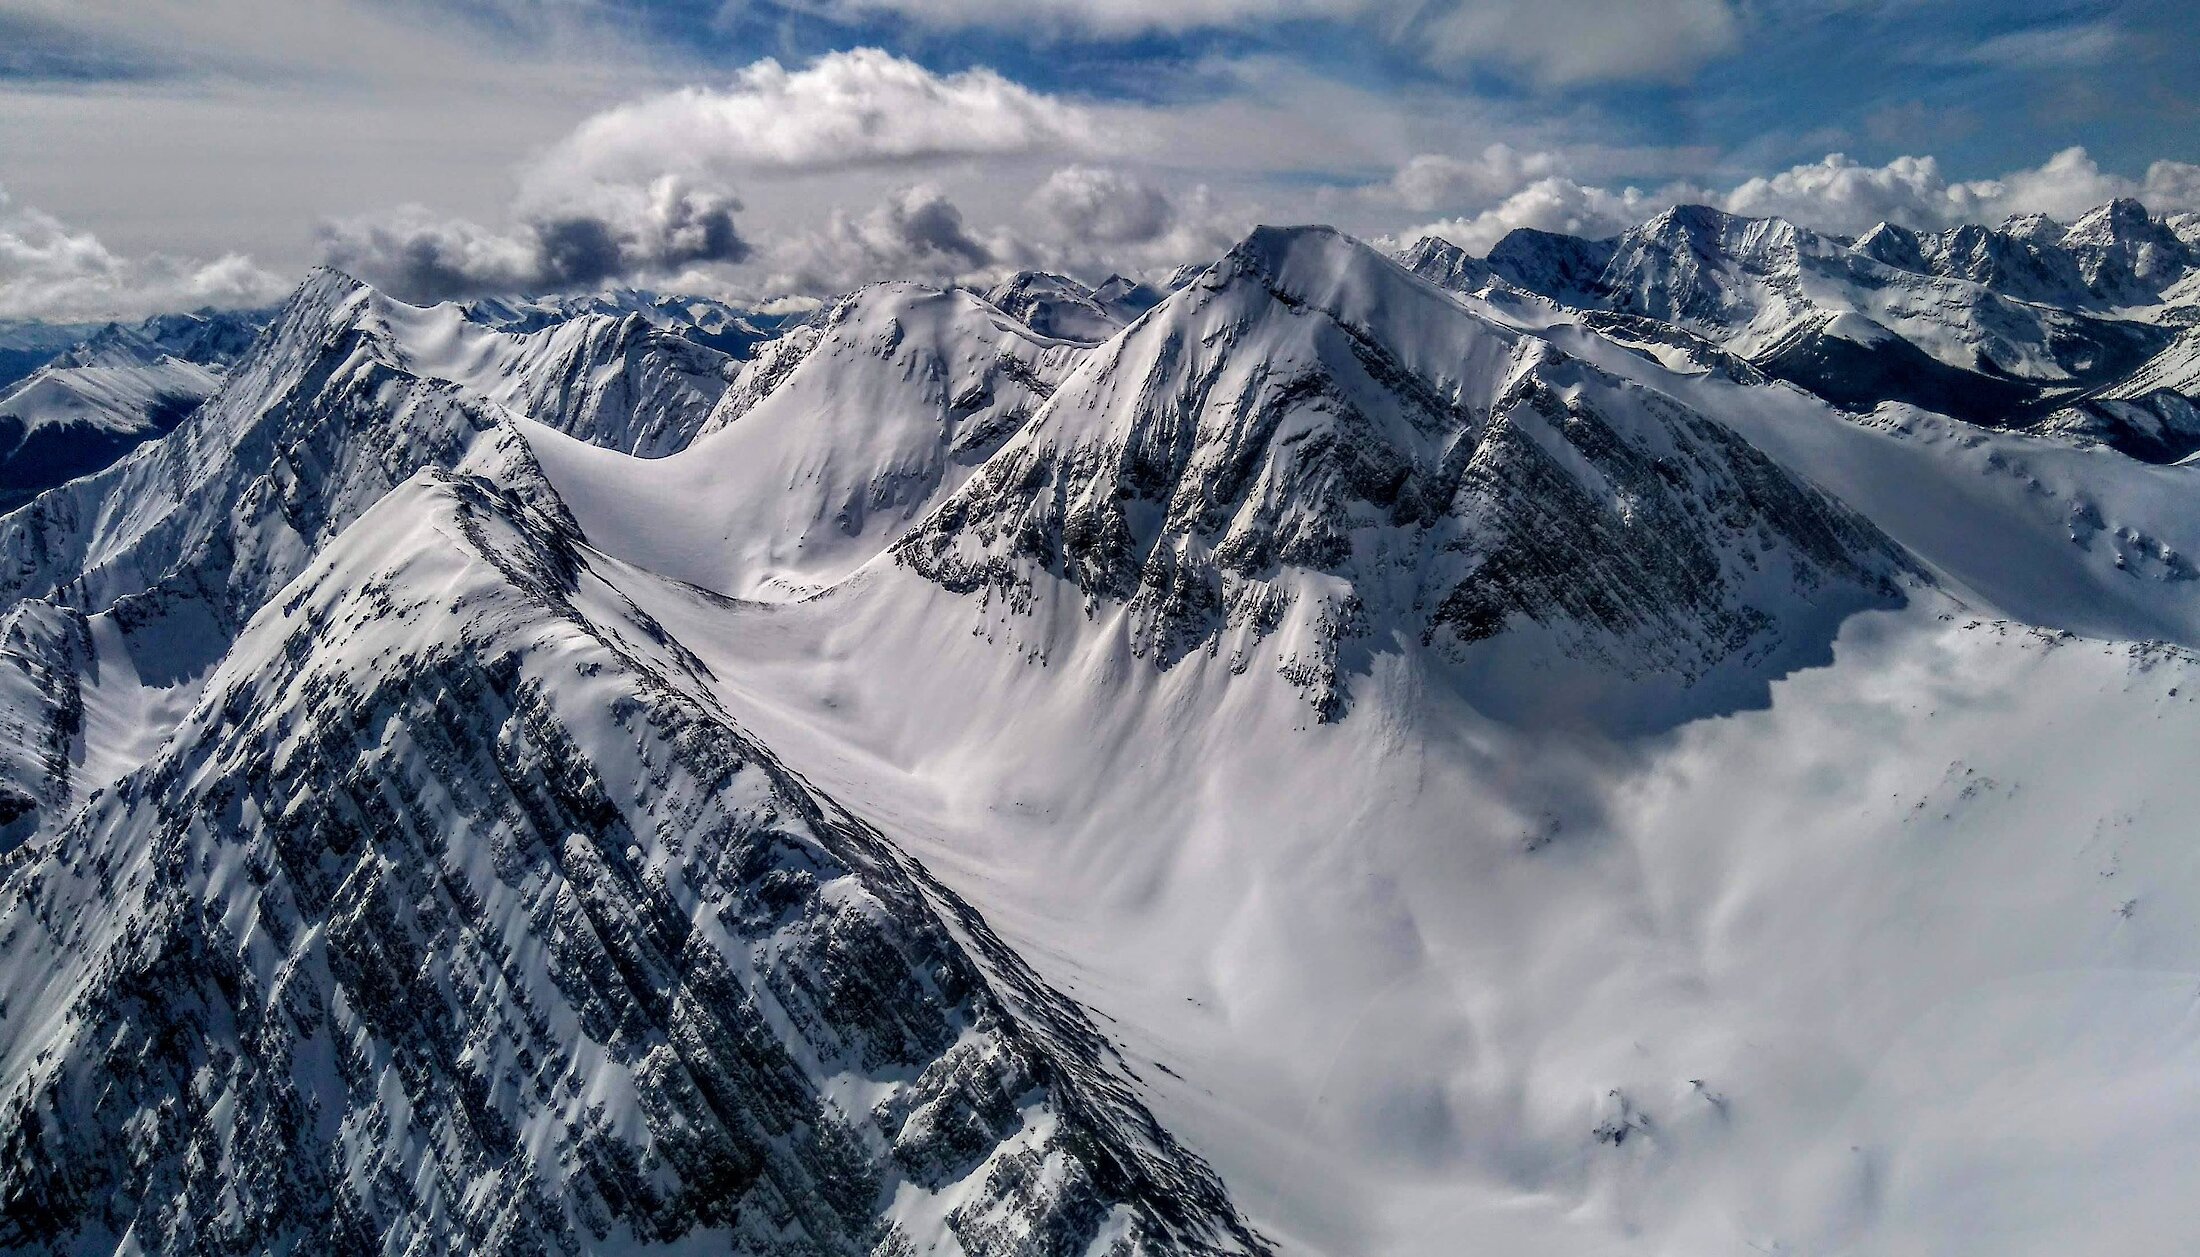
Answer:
[
  {"xmin": 528, "ymin": 281, "xmax": 1088, "ymax": 600},
  {"xmin": 594, "ymin": 565, "xmax": 2200, "ymax": 1257},
  {"xmin": 354, "ymin": 290, "xmax": 740, "ymax": 457}
]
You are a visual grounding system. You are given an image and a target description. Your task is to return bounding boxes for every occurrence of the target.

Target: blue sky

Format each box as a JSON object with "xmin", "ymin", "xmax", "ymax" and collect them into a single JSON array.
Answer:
[
  {"xmin": 0, "ymin": 0, "xmax": 2195, "ymax": 318},
  {"xmin": 682, "ymin": 0, "xmax": 2198, "ymax": 178}
]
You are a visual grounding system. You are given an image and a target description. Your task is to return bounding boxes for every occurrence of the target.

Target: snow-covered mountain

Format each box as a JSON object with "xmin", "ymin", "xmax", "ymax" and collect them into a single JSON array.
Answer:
[
  {"xmin": 905, "ymin": 227, "xmax": 1910, "ymax": 725},
  {"xmin": 528, "ymin": 279, "xmax": 1086, "ymax": 601},
  {"xmin": 0, "ymin": 268, "xmax": 1265, "ymax": 1257},
  {"xmin": 0, "ymin": 320, "xmax": 101, "ymax": 393},
  {"xmin": 0, "ymin": 288, "xmax": 774, "ymax": 515},
  {"xmin": 981, "ymin": 272, "xmax": 1164, "ymax": 343},
  {"xmin": 460, "ymin": 288, "xmax": 799, "ymax": 361},
  {"xmin": 1409, "ymin": 200, "xmax": 2199, "ymax": 451},
  {"xmin": 7, "ymin": 200, "xmax": 2200, "ymax": 1255},
  {"xmin": 0, "ymin": 308, "xmax": 273, "ymax": 511}
]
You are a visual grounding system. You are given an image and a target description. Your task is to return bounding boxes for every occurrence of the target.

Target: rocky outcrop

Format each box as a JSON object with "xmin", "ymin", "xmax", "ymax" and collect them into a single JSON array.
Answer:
[{"xmin": 903, "ymin": 226, "xmax": 1913, "ymax": 721}]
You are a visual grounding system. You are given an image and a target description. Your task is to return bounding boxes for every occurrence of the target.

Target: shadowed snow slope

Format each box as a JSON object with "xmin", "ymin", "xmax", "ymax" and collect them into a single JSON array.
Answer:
[{"xmin": 0, "ymin": 310, "xmax": 272, "ymax": 511}]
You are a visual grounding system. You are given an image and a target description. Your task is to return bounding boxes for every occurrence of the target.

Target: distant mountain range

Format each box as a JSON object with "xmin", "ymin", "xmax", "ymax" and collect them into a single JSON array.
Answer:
[{"xmin": 1404, "ymin": 196, "xmax": 2200, "ymax": 457}]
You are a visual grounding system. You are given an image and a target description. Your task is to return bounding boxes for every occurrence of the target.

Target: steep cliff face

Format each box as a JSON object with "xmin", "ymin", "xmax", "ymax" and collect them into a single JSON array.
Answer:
[
  {"xmin": 0, "ymin": 469, "xmax": 1266, "ymax": 1257},
  {"xmin": 903, "ymin": 226, "xmax": 1910, "ymax": 721}
]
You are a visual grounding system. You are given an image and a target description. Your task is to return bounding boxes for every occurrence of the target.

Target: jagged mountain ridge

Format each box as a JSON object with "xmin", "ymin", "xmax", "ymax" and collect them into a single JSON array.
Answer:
[
  {"xmin": 899, "ymin": 225, "xmax": 1913, "ymax": 723},
  {"xmin": 0, "ymin": 322, "xmax": 102, "ymax": 394},
  {"xmin": 459, "ymin": 289, "xmax": 798, "ymax": 361},
  {"xmin": 0, "ymin": 290, "xmax": 783, "ymax": 519},
  {"xmin": 1406, "ymin": 197, "xmax": 2200, "ymax": 455}
]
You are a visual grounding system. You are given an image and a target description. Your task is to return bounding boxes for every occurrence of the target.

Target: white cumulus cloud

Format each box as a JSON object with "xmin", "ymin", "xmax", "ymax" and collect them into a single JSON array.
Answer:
[
  {"xmin": 1028, "ymin": 166, "xmax": 1178, "ymax": 245},
  {"xmin": 1404, "ymin": 177, "xmax": 1693, "ymax": 253},
  {"xmin": 1396, "ymin": 147, "xmax": 2200, "ymax": 256},
  {"xmin": 316, "ymin": 177, "xmax": 752, "ymax": 304},
  {"xmin": 0, "ymin": 185, "xmax": 288, "ymax": 322},
  {"xmin": 763, "ymin": 185, "xmax": 1005, "ymax": 295},
  {"xmin": 1726, "ymin": 148, "xmax": 2200, "ymax": 235},
  {"xmin": 527, "ymin": 48, "xmax": 1096, "ymax": 201},
  {"xmin": 1382, "ymin": 145, "xmax": 1572, "ymax": 213}
]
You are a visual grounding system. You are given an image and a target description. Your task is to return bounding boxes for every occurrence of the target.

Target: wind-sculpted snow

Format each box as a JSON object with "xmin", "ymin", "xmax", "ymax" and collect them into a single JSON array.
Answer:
[
  {"xmin": 901, "ymin": 225, "xmax": 1911, "ymax": 723},
  {"xmin": 0, "ymin": 468, "xmax": 1267, "ymax": 1256},
  {"xmin": 360, "ymin": 297, "xmax": 739, "ymax": 458}
]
